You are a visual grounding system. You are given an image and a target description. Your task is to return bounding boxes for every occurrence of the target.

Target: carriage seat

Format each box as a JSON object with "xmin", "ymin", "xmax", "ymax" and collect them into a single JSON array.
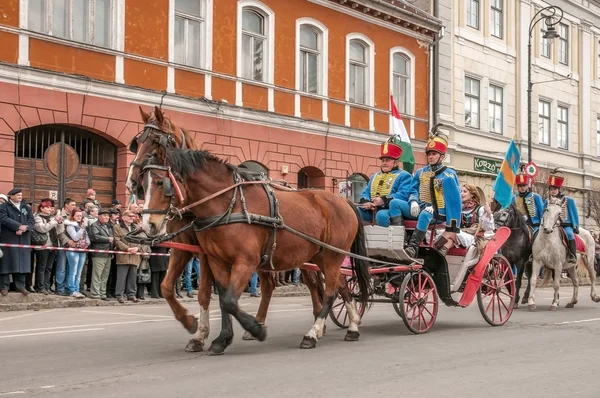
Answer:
[
  {"xmin": 403, "ymin": 220, "xmax": 447, "ymax": 231},
  {"xmin": 447, "ymin": 247, "xmax": 469, "ymax": 256}
]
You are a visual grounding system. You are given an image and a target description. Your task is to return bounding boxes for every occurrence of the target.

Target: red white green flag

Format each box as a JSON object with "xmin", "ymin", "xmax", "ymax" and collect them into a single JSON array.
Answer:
[{"xmin": 390, "ymin": 95, "xmax": 415, "ymax": 174}]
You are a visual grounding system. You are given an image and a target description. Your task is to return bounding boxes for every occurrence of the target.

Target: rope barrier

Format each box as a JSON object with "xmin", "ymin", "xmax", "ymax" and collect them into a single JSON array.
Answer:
[{"xmin": 0, "ymin": 243, "xmax": 171, "ymax": 256}]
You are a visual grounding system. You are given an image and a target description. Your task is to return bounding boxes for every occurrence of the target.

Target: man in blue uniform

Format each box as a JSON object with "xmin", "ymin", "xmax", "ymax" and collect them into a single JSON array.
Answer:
[
  {"xmin": 405, "ymin": 133, "xmax": 462, "ymax": 257},
  {"xmin": 545, "ymin": 171, "xmax": 579, "ymax": 263},
  {"xmin": 358, "ymin": 139, "xmax": 413, "ymax": 227},
  {"xmin": 513, "ymin": 173, "xmax": 544, "ymax": 235}
]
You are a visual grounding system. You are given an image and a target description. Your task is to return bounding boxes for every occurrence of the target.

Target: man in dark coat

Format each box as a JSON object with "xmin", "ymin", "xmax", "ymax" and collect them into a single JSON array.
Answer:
[{"xmin": 0, "ymin": 188, "xmax": 35, "ymax": 295}]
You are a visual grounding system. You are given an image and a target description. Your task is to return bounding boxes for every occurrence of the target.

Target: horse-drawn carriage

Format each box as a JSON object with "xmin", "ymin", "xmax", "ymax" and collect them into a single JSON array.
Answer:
[{"xmin": 326, "ymin": 221, "xmax": 515, "ymax": 334}]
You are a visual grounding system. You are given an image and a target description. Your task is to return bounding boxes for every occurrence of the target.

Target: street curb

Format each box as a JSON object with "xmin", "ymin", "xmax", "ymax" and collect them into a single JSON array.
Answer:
[{"xmin": 0, "ymin": 287, "xmax": 311, "ymax": 312}]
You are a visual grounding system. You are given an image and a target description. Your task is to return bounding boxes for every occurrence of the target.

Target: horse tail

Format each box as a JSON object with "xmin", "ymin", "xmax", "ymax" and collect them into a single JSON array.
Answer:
[
  {"xmin": 347, "ymin": 200, "xmax": 373, "ymax": 306},
  {"xmin": 540, "ymin": 266, "xmax": 554, "ymax": 288}
]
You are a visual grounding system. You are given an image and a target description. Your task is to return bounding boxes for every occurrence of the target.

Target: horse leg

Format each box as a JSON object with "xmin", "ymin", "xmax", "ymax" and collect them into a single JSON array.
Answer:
[
  {"xmin": 549, "ymin": 264, "xmax": 561, "ymax": 311},
  {"xmin": 581, "ymin": 253, "xmax": 600, "ymax": 303},
  {"xmin": 301, "ymin": 269, "xmax": 327, "ymax": 336},
  {"xmin": 242, "ymin": 270, "xmax": 274, "ymax": 341},
  {"xmin": 522, "ymin": 260, "xmax": 532, "ymax": 305},
  {"xmin": 185, "ymin": 254, "xmax": 212, "ymax": 352},
  {"xmin": 336, "ymin": 277, "xmax": 362, "ymax": 342},
  {"xmin": 207, "ymin": 282, "xmax": 235, "ymax": 356},
  {"xmin": 160, "ymin": 249, "xmax": 197, "ymax": 333},
  {"xmin": 514, "ymin": 265, "xmax": 524, "ymax": 309},
  {"xmin": 565, "ymin": 266, "xmax": 579, "ymax": 308},
  {"xmin": 527, "ymin": 259, "xmax": 541, "ymax": 311}
]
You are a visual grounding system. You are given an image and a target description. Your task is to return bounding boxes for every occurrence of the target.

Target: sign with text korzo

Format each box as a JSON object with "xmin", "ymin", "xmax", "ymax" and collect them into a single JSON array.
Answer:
[{"xmin": 474, "ymin": 157, "xmax": 502, "ymax": 175}]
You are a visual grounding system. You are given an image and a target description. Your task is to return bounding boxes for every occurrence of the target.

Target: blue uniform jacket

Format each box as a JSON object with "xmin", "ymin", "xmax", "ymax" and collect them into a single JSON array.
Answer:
[
  {"xmin": 408, "ymin": 165, "xmax": 462, "ymax": 232},
  {"xmin": 512, "ymin": 191, "xmax": 544, "ymax": 227},
  {"xmin": 360, "ymin": 168, "xmax": 412, "ymax": 208},
  {"xmin": 544, "ymin": 195, "xmax": 579, "ymax": 228}
]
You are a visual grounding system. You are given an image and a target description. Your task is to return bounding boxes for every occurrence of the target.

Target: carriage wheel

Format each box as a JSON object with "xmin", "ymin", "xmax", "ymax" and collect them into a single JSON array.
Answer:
[
  {"xmin": 477, "ymin": 255, "xmax": 515, "ymax": 326},
  {"xmin": 329, "ymin": 275, "xmax": 366, "ymax": 329},
  {"xmin": 399, "ymin": 271, "xmax": 438, "ymax": 334}
]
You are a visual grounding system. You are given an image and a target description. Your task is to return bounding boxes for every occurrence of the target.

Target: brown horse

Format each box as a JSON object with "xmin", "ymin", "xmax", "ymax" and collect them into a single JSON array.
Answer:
[
  {"xmin": 126, "ymin": 107, "xmax": 328, "ymax": 353},
  {"xmin": 138, "ymin": 145, "xmax": 372, "ymax": 353}
]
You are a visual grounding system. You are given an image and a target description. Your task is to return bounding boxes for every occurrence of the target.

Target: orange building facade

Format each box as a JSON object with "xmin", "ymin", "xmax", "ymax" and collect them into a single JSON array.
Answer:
[{"xmin": 0, "ymin": 0, "xmax": 440, "ymax": 206}]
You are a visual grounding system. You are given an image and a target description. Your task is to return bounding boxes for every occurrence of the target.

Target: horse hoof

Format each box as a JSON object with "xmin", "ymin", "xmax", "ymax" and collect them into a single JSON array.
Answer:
[
  {"xmin": 208, "ymin": 343, "xmax": 226, "ymax": 356},
  {"xmin": 513, "ymin": 303, "xmax": 519, "ymax": 309},
  {"xmin": 186, "ymin": 316, "xmax": 199, "ymax": 335},
  {"xmin": 565, "ymin": 302, "xmax": 576, "ymax": 308},
  {"xmin": 185, "ymin": 339, "xmax": 204, "ymax": 352},
  {"xmin": 549, "ymin": 306, "xmax": 558, "ymax": 311},
  {"xmin": 242, "ymin": 330, "xmax": 256, "ymax": 341},
  {"xmin": 521, "ymin": 297, "xmax": 528, "ymax": 305},
  {"xmin": 344, "ymin": 330, "xmax": 360, "ymax": 341},
  {"xmin": 528, "ymin": 304, "xmax": 536, "ymax": 311},
  {"xmin": 253, "ymin": 326, "xmax": 267, "ymax": 342},
  {"xmin": 300, "ymin": 336, "xmax": 317, "ymax": 349},
  {"xmin": 592, "ymin": 296, "xmax": 600, "ymax": 303}
]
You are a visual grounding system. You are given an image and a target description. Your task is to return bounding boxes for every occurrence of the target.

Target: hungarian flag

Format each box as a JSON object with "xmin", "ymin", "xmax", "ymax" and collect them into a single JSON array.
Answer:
[{"xmin": 390, "ymin": 95, "xmax": 415, "ymax": 174}]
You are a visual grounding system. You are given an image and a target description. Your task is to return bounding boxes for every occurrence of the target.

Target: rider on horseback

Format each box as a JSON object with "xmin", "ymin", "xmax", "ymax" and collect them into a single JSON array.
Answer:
[
  {"xmin": 513, "ymin": 173, "xmax": 544, "ymax": 235},
  {"xmin": 358, "ymin": 138, "xmax": 412, "ymax": 227},
  {"xmin": 545, "ymin": 170, "xmax": 579, "ymax": 263},
  {"xmin": 405, "ymin": 131, "xmax": 462, "ymax": 257}
]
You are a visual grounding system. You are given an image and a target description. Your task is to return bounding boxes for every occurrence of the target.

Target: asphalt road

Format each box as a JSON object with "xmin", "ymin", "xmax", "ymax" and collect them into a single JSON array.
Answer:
[{"xmin": 1, "ymin": 286, "xmax": 600, "ymax": 398}]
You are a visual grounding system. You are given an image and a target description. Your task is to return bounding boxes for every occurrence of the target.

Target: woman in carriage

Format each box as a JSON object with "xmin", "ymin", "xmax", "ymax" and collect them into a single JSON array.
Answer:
[{"xmin": 456, "ymin": 184, "xmax": 495, "ymax": 249}]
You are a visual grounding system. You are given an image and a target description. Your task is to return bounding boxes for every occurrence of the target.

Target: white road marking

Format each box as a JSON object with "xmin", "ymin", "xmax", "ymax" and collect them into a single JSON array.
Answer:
[
  {"xmin": 0, "ymin": 328, "xmax": 104, "ymax": 339},
  {"xmin": 0, "ymin": 311, "xmax": 50, "ymax": 322},
  {"xmin": 0, "ymin": 391, "xmax": 25, "ymax": 396},
  {"xmin": 77, "ymin": 310, "xmax": 173, "ymax": 318},
  {"xmin": 554, "ymin": 317, "xmax": 600, "ymax": 325}
]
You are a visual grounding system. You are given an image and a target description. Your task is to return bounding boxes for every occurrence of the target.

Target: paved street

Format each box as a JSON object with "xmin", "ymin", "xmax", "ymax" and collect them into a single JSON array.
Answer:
[{"xmin": 1, "ymin": 286, "xmax": 600, "ymax": 397}]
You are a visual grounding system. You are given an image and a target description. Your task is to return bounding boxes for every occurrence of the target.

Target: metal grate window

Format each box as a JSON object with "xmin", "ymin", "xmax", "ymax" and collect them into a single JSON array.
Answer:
[{"xmin": 15, "ymin": 125, "xmax": 116, "ymax": 167}]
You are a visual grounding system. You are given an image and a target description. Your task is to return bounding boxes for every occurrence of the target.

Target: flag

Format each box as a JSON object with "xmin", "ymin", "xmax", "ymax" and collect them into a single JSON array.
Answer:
[
  {"xmin": 390, "ymin": 95, "xmax": 415, "ymax": 174},
  {"xmin": 492, "ymin": 140, "xmax": 521, "ymax": 209}
]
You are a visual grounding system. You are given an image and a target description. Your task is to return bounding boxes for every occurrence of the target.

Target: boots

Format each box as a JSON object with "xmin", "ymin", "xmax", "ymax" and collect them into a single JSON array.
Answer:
[
  {"xmin": 405, "ymin": 229, "xmax": 426, "ymax": 258},
  {"xmin": 567, "ymin": 239, "xmax": 577, "ymax": 263},
  {"xmin": 389, "ymin": 215, "xmax": 403, "ymax": 226},
  {"xmin": 434, "ymin": 236, "xmax": 449, "ymax": 257}
]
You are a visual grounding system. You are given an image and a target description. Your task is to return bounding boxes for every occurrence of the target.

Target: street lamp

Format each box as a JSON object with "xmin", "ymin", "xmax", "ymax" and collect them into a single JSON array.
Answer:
[{"xmin": 527, "ymin": 6, "xmax": 564, "ymax": 164}]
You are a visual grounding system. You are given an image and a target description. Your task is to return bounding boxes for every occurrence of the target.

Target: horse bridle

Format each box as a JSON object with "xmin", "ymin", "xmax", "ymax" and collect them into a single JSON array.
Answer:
[{"xmin": 139, "ymin": 163, "xmax": 185, "ymax": 219}]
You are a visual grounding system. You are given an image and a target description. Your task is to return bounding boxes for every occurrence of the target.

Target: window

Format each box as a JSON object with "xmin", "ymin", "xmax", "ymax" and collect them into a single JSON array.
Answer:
[
  {"xmin": 466, "ymin": 0, "xmax": 479, "ymax": 29},
  {"xmin": 598, "ymin": 41, "xmax": 600, "ymax": 78},
  {"xmin": 597, "ymin": 118, "xmax": 600, "ymax": 157},
  {"xmin": 349, "ymin": 40, "xmax": 367, "ymax": 104},
  {"xmin": 299, "ymin": 25, "xmax": 320, "ymax": 94},
  {"xmin": 558, "ymin": 23, "xmax": 569, "ymax": 65},
  {"xmin": 540, "ymin": 26, "xmax": 551, "ymax": 58},
  {"xmin": 392, "ymin": 53, "xmax": 410, "ymax": 114},
  {"xmin": 557, "ymin": 106, "xmax": 568, "ymax": 149},
  {"xmin": 490, "ymin": 0, "xmax": 503, "ymax": 38},
  {"xmin": 488, "ymin": 85, "xmax": 503, "ymax": 134},
  {"xmin": 349, "ymin": 174, "xmax": 368, "ymax": 204},
  {"xmin": 538, "ymin": 100, "xmax": 551, "ymax": 145},
  {"xmin": 27, "ymin": 0, "xmax": 113, "ymax": 48},
  {"xmin": 464, "ymin": 77, "xmax": 480, "ymax": 128},
  {"xmin": 241, "ymin": 8, "xmax": 267, "ymax": 81},
  {"xmin": 174, "ymin": 0, "xmax": 204, "ymax": 68}
]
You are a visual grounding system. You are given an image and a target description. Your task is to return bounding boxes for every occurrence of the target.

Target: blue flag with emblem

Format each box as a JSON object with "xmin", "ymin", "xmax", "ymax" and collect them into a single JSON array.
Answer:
[{"xmin": 492, "ymin": 140, "xmax": 520, "ymax": 209}]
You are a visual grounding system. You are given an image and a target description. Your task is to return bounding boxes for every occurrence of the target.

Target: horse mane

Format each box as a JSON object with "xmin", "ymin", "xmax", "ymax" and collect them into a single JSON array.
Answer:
[
  {"xmin": 507, "ymin": 203, "xmax": 527, "ymax": 231},
  {"xmin": 147, "ymin": 109, "xmax": 197, "ymax": 150},
  {"xmin": 165, "ymin": 148, "xmax": 233, "ymax": 179}
]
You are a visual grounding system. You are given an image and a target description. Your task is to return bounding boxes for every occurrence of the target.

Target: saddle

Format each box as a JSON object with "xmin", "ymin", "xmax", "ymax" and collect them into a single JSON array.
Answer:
[{"xmin": 558, "ymin": 228, "xmax": 586, "ymax": 253}]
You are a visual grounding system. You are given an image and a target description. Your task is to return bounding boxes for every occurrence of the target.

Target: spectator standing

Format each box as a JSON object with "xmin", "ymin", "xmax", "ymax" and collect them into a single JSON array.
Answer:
[
  {"xmin": 33, "ymin": 199, "xmax": 61, "ymax": 294},
  {"xmin": 149, "ymin": 246, "xmax": 169, "ymax": 298},
  {"xmin": 88, "ymin": 209, "xmax": 114, "ymax": 300},
  {"xmin": 0, "ymin": 188, "xmax": 35, "ymax": 295},
  {"xmin": 64, "ymin": 209, "xmax": 89, "ymax": 298},
  {"xmin": 105, "ymin": 209, "xmax": 121, "ymax": 298},
  {"xmin": 55, "ymin": 198, "xmax": 78, "ymax": 295},
  {"xmin": 184, "ymin": 256, "xmax": 200, "ymax": 298}
]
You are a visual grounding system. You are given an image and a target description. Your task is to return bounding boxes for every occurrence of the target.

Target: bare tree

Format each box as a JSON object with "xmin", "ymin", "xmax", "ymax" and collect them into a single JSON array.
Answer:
[{"xmin": 587, "ymin": 183, "xmax": 600, "ymax": 229}]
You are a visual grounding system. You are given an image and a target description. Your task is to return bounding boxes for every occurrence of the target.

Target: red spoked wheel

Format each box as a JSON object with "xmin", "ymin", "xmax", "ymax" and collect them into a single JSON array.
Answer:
[
  {"xmin": 329, "ymin": 275, "xmax": 367, "ymax": 329},
  {"xmin": 477, "ymin": 255, "xmax": 515, "ymax": 326},
  {"xmin": 399, "ymin": 271, "xmax": 438, "ymax": 334}
]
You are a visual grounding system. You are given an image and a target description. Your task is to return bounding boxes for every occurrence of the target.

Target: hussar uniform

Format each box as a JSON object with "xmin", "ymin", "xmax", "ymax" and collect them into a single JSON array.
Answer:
[
  {"xmin": 512, "ymin": 173, "xmax": 544, "ymax": 235},
  {"xmin": 359, "ymin": 140, "xmax": 412, "ymax": 227},
  {"xmin": 544, "ymin": 172, "xmax": 579, "ymax": 263},
  {"xmin": 405, "ymin": 134, "xmax": 462, "ymax": 257}
]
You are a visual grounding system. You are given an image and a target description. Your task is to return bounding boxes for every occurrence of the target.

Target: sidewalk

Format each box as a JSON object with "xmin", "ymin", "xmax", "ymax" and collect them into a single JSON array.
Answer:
[{"xmin": 0, "ymin": 284, "xmax": 310, "ymax": 312}]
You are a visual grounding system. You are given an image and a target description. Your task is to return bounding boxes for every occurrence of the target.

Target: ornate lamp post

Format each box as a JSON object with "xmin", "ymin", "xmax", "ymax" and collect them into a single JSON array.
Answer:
[{"xmin": 527, "ymin": 6, "xmax": 564, "ymax": 164}]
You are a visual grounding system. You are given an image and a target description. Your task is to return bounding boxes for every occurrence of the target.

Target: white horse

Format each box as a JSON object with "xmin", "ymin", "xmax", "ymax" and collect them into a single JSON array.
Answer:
[{"xmin": 528, "ymin": 201, "xmax": 600, "ymax": 311}]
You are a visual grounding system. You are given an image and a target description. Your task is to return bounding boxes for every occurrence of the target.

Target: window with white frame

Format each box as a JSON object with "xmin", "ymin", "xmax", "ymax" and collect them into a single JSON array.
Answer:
[
  {"xmin": 466, "ymin": 0, "xmax": 479, "ymax": 29},
  {"xmin": 540, "ymin": 26, "xmax": 551, "ymax": 58},
  {"xmin": 558, "ymin": 23, "xmax": 569, "ymax": 65},
  {"xmin": 490, "ymin": 0, "xmax": 503, "ymax": 38},
  {"xmin": 538, "ymin": 100, "xmax": 551, "ymax": 145},
  {"xmin": 299, "ymin": 25, "xmax": 320, "ymax": 94},
  {"xmin": 598, "ymin": 41, "xmax": 600, "ymax": 79},
  {"xmin": 557, "ymin": 106, "xmax": 568, "ymax": 149},
  {"xmin": 464, "ymin": 77, "xmax": 480, "ymax": 128},
  {"xmin": 392, "ymin": 53, "xmax": 410, "ymax": 114},
  {"xmin": 174, "ymin": 0, "xmax": 204, "ymax": 68},
  {"xmin": 348, "ymin": 40, "xmax": 368, "ymax": 104},
  {"xmin": 597, "ymin": 118, "xmax": 600, "ymax": 157},
  {"xmin": 241, "ymin": 8, "xmax": 267, "ymax": 81},
  {"xmin": 27, "ymin": 0, "xmax": 113, "ymax": 48},
  {"xmin": 488, "ymin": 85, "xmax": 503, "ymax": 134}
]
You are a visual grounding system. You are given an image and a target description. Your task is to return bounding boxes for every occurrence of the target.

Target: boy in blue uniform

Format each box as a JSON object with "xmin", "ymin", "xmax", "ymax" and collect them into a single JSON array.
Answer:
[
  {"xmin": 545, "ymin": 171, "xmax": 579, "ymax": 263},
  {"xmin": 513, "ymin": 173, "xmax": 544, "ymax": 235},
  {"xmin": 405, "ymin": 133, "xmax": 462, "ymax": 257},
  {"xmin": 359, "ymin": 139, "xmax": 413, "ymax": 227}
]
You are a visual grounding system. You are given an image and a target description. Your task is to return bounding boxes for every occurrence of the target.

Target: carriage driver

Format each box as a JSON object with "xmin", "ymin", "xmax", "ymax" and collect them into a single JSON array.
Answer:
[
  {"xmin": 405, "ymin": 132, "xmax": 462, "ymax": 258},
  {"xmin": 545, "ymin": 171, "xmax": 580, "ymax": 263},
  {"xmin": 358, "ymin": 139, "xmax": 413, "ymax": 227},
  {"xmin": 513, "ymin": 173, "xmax": 544, "ymax": 235}
]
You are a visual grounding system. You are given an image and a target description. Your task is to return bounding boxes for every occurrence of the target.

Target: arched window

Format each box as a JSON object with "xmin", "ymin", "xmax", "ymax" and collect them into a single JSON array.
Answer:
[
  {"xmin": 349, "ymin": 173, "xmax": 368, "ymax": 204},
  {"xmin": 241, "ymin": 9, "xmax": 266, "ymax": 81},
  {"xmin": 392, "ymin": 53, "xmax": 410, "ymax": 114},
  {"xmin": 299, "ymin": 25, "xmax": 320, "ymax": 94},
  {"xmin": 349, "ymin": 40, "xmax": 367, "ymax": 104}
]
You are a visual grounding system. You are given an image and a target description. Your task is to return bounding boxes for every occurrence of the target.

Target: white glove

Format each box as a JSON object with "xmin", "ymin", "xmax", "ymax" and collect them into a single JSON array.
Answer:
[
  {"xmin": 523, "ymin": 215, "xmax": 528, "ymax": 222},
  {"xmin": 423, "ymin": 206, "xmax": 434, "ymax": 214},
  {"xmin": 410, "ymin": 202, "xmax": 420, "ymax": 217}
]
